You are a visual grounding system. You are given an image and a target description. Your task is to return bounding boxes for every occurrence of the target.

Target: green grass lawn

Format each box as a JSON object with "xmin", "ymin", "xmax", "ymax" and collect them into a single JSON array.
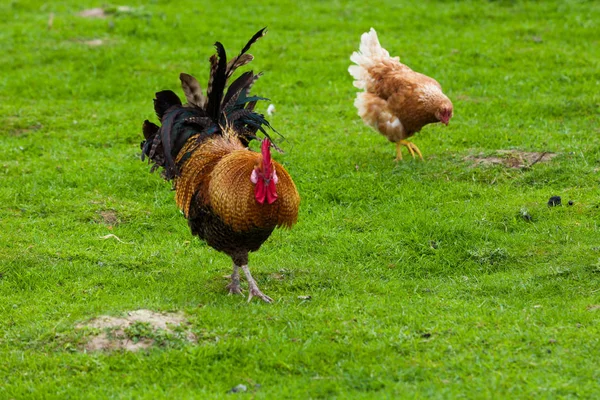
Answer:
[{"xmin": 1, "ymin": 0, "xmax": 600, "ymax": 398}]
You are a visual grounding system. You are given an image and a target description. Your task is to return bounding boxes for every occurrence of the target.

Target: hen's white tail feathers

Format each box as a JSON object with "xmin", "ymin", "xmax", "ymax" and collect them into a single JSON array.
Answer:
[
  {"xmin": 348, "ymin": 28, "xmax": 398, "ymax": 89},
  {"xmin": 358, "ymin": 28, "xmax": 389, "ymax": 60}
]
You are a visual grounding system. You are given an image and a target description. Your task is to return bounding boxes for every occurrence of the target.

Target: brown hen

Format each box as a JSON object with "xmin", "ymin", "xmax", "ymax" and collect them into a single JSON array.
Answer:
[{"xmin": 349, "ymin": 28, "xmax": 453, "ymax": 161}]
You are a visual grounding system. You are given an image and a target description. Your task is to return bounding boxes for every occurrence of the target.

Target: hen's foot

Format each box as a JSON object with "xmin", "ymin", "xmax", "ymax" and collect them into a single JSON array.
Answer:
[
  {"xmin": 241, "ymin": 265, "xmax": 273, "ymax": 304},
  {"xmin": 395, "ymin": 140, "xmax": 424, "ymax": 161}
]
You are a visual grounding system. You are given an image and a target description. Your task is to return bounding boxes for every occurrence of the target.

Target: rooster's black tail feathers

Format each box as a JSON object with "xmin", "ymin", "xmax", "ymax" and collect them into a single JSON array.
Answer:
[{"xmin": 140, "ymin": 28, "xmax": 278, "ymax": 180}]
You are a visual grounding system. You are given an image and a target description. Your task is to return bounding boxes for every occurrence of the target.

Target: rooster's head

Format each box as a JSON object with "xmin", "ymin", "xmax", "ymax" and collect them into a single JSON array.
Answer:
[{"xmin": 251, "ymin": 139, "xmax": 279, "ymax": 204}]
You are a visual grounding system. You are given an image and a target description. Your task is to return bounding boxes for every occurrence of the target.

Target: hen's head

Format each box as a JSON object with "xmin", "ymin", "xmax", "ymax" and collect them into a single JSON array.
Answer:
[
  {"xmin": 435, "ymin": 102, "xmax": 453, "ymax": 126},
  {"xmin": 250, "ymin": 139, "xmax": 279, "ymax": 204}
]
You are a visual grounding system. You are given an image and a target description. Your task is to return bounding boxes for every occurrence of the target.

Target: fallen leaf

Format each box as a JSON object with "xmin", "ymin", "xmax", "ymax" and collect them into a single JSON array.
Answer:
[{"xmin": 99, "ymin": 234, "xmax": 132, "ymax": 244}]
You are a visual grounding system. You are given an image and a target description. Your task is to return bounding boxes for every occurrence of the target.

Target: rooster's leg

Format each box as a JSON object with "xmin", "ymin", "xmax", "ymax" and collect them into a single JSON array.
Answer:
[
  {"xmin": 395, "ymin": 140, "xmax": 424, "ymax": 161},
  {"xmin": 241, "ymin": 265, "xmax": 273, "ymax": 303},
  {"xmin": 226, "ymin": 264, "xmax": 244, "ymax": 295}
]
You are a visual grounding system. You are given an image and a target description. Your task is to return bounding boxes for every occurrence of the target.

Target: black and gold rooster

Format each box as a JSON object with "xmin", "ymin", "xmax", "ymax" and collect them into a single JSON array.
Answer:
[{"xmin": 141, "ymin": 29, "xmax": 300, "ymax": 303}]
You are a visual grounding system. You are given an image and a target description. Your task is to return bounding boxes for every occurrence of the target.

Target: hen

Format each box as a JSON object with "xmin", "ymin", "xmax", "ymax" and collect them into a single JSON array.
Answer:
[
  {"xmin": 349, "ymin": 28, "xmax": 453, "ymax": 161},
  {"xmin": 140, "ymin": 29, "xmax": 300, "ymax": 303}
]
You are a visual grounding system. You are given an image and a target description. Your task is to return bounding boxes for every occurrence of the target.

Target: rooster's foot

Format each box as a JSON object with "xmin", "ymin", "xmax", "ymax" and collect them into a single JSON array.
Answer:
[
  {"xmin": 226, "ymin": 282, "xmax": 244, "ymax": 296},
  {"xmin": 227, "ymin": 264, "xmax": 244, "ymax": 296},
  {"xmin": 395, "ymin": 140, "xmax": 423, "ymax": 161},
  {"xmin": 248, "ymin": 284, "xmax": 273, "ymax": 303},
  {"xmin": 241, "ymin": 265, "xmax": 273, "ymax": 304}
]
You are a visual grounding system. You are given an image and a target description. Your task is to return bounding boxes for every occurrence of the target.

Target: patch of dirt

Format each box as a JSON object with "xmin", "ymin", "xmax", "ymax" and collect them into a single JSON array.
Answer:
[
  {"xmin": 79, "ymin": 8, "xmax": 107, "ymax": 18},
  {"xmin": 78, "ymin": 6, "xmax": 141, "ymax": 19},
  {"xmin": 83, "ymin": 39, "xmax": 104, "ymax": 46},
  {"xmin": 77, "ymin": 309, "xmax": 196, "ymax": 352},
  {"xmin": 587, "ymin": 305, "xmax": 600, "ymax": 311},
  {"xmin": 9, "ymin": 122, "xmax": 43, "ymax": 137},
  {"xmin": 465, "ymin": 150, "xmax": 557, "ymax": 169},
  {"xmin": 98, "ymin": 210, "xmax": 119, "ymax": 225}
]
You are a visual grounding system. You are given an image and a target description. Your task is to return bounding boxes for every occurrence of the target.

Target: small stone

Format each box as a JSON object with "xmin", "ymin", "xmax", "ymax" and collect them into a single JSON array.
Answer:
[
  {"xmin": 520, "ymin": 209, "xmax": 533, "ymax": 222},
  {"xmin": 228, "ymin": 384, "xmax": 247, "ymax": 394},
  {"xmin": 547, "ymin": 196, "xmax": 561, "ymax": 207}
]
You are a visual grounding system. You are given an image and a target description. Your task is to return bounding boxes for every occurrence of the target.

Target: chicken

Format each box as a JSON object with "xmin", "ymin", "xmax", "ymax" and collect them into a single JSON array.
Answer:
[
  {"xmin": 140, "ymin": 29, "xmax": 300, "ymax": 303},
  {"xmin": 349, "ymin": 28, "xmax": 453, "ymax": 161}
]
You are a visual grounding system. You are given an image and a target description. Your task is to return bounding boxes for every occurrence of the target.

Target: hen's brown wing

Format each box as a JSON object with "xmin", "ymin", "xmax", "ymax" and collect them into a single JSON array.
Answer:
[{"xmin": 364, "ymin": 59, "xmax": 444, "ymax": 135}]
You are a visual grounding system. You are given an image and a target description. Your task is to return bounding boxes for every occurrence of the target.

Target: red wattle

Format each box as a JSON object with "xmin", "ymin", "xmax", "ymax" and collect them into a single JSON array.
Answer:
[
  {"xmin": 254, "ymin": 178, "xmax": 278, "ymax": 204},
  {"xmin": 254, "ymin": 179, "xmax": 267, "ymax": 204},
  {"xmin": 266, "ymin": 180, "xmax": 278, "ymax": 204}
]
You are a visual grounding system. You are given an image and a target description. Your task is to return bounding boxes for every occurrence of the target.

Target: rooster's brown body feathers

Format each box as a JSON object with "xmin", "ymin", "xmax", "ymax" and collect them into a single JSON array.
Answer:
[{"xmin": 174, "ymin": 134, "xmax": 299, "ymax": 266}]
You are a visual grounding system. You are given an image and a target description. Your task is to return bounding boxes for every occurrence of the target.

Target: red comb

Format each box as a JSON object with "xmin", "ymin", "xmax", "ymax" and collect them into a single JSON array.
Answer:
[{"xmin": 261, "ymin": 139, "xmax": 272, "ymax": 168}]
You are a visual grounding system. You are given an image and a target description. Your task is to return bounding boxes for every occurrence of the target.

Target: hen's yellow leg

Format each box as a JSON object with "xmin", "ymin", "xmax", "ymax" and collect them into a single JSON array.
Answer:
[
  {"xmin": 395, "ymin": 140, "xmax": 424, "ymax": 161},
  {"xmin": 395, "ymin": 141, "xmax": 404, "ymax": 161}
]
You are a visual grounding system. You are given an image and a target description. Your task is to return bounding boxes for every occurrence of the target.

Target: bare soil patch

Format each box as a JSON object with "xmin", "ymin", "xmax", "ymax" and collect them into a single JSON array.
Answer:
[
  {"xmin": 465, "ymin": 150, "xmax": 557, "ymax": 169},
  {"xmin": 98, "ymin": 210, "xmax": 119, "ymax": 225},
  {"xmin": 77, "ymin": 309, "xmax": 196, "ymax": 352},
  {"xmin": 78, "ymin": 8, "xmax": 107, "ymax": 18}
]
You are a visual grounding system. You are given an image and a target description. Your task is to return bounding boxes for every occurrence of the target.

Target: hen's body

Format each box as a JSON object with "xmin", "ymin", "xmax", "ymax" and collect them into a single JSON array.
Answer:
[
  {"xmin": 140, "ymin": 29, "xmax": 299, "ymax": 302},
  {"xmin": 349, "ymin": 28, "xmax": 453, "ymax": 161}
]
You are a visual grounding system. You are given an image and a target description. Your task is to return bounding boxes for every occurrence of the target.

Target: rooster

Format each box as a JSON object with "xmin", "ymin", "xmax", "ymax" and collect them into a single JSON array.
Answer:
[
  {"xmin": 140, "ymin": 29, "xmax": 300, "ymax": 303},
  {"xmin": 349, "ymin": 28, "xmax": 453, "ymax": 161}
]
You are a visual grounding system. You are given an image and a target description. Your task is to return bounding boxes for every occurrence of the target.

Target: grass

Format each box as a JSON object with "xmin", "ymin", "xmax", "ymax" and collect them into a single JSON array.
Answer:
[{"xmin": 1, "ymin": 0, "xmax": 600, "ymax": 398}]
